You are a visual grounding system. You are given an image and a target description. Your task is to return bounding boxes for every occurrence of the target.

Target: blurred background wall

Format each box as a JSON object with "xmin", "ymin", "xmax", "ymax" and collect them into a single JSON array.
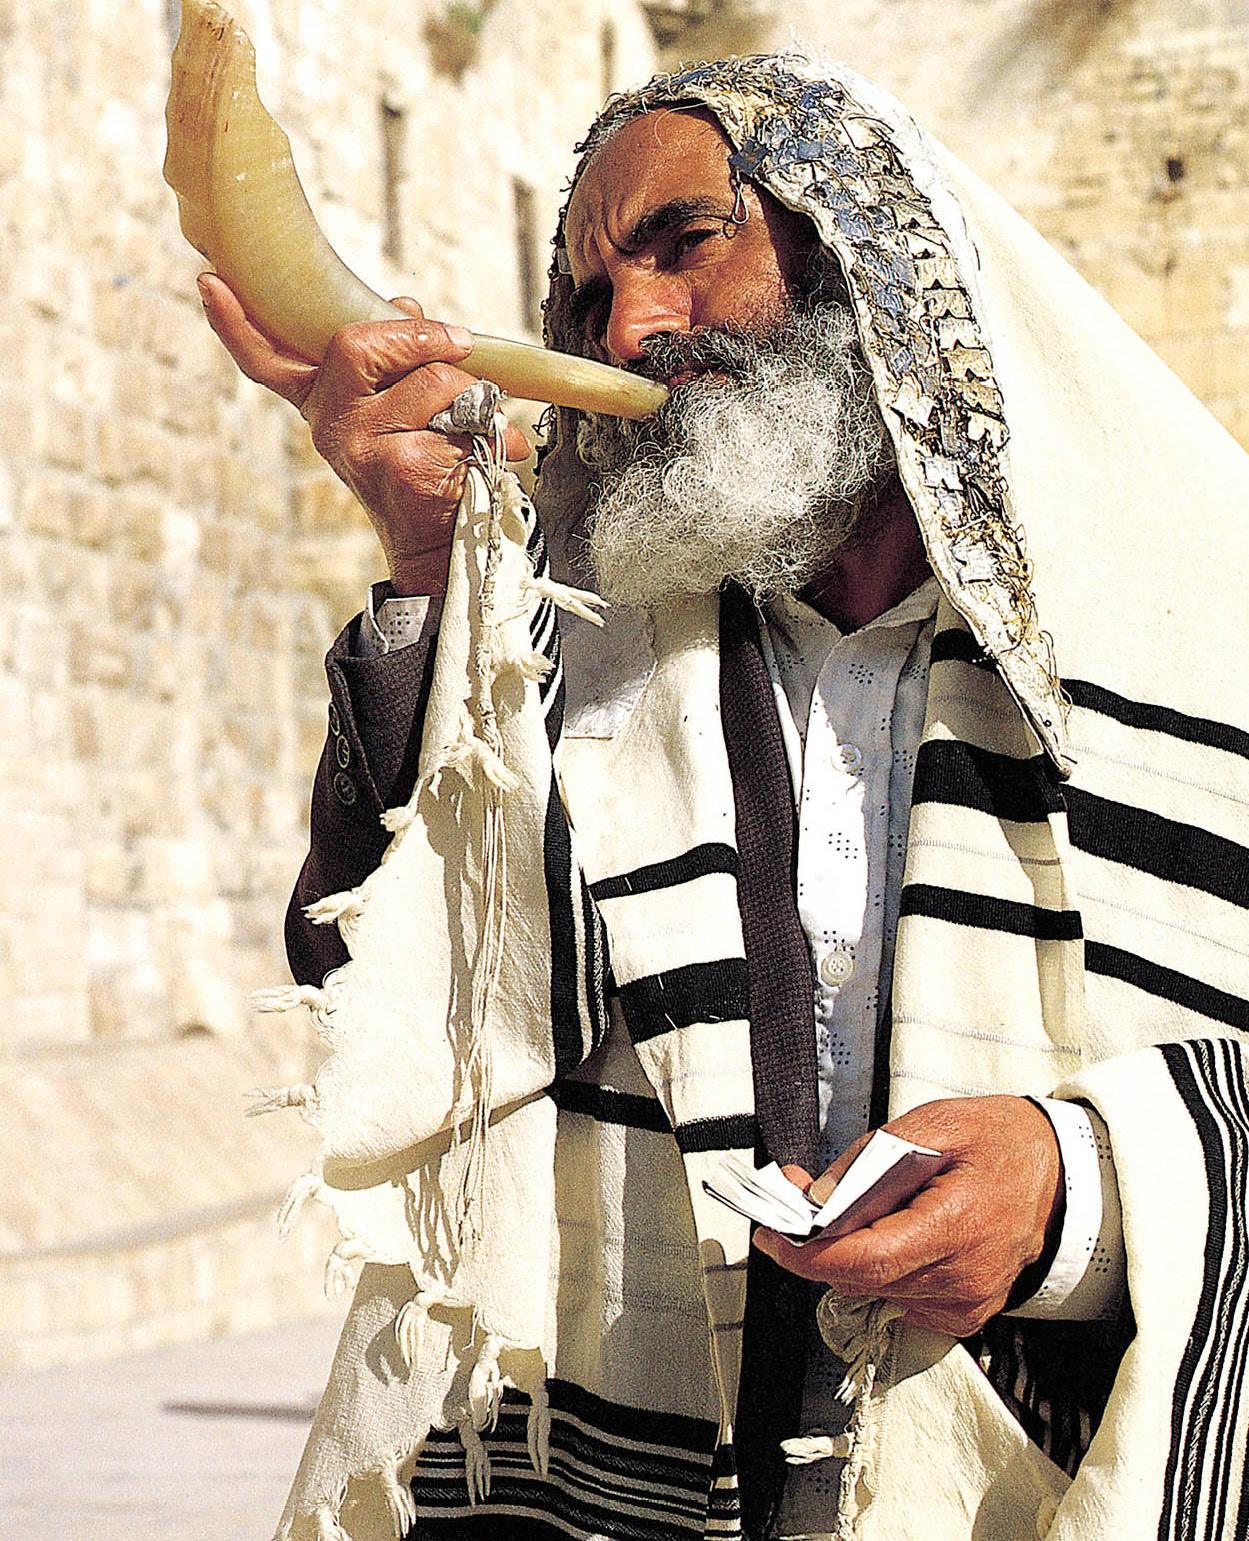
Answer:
[{"xmin": 1, "ymin": 0, "xmax": 1245, "ymax": 1369}]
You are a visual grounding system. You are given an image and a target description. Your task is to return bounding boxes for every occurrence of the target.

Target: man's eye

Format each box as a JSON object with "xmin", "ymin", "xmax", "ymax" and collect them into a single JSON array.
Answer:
[{"xmin": 673, "ymin": 227, "xmax": 718, "ymax": 260}]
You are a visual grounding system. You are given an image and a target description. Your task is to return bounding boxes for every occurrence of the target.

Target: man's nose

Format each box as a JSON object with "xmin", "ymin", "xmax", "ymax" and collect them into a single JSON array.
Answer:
[{"xmin": 603, "ymin": 274, "xmax": 689, "ymax": 364}]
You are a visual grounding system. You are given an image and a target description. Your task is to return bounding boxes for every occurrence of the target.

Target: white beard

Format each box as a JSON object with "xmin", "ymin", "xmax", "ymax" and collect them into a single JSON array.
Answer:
[{"xmin": 576, "ymin": 303, "xmax": 895, "ymax": 607}]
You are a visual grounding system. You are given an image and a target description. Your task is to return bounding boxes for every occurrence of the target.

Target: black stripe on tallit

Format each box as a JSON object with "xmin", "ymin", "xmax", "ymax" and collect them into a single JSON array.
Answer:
[
  {"xmin": 548, "ymin": 1080, "xmax": 672, "ymax": 1133},
  {"xmin": 589, "ymin": 843, "xmax": 739, "ymax": 902},
  {"xmin": 541, "ymin": 648, "xmax": 564, "ymax": 746},
  {"xmin": 1065, "ymin": 789, "xmax": 1249, "ymax": 911},
  {"xmin": 930, "ymin": 627, "xmax": 996, "ymax": 669},
  {"xmin": 545, "ymin": 771, "xmax": 592, "ymax": 1077},
  {"xmin": 972, "ymin": 1311, "xmax": 1132, "ymax": 1479},
  {"xmin": 1065, "ymin": 679, "xmax": 1249, "ymax": 763},
  {"xmin": 1085, "ymin": 943, "xmax": 1249, "ymax": 1031},
  {"xmin": 673, "ymin": 1113, "xmax": 758, "ymax": 1154},
  {"xmin": 911, "ymin": 739, "xmax": 1065, "ymax": 822},
  {"xmin": 1159, "ymin": 1040, "xmax": 1249, "ymax": 1541},
  {"xmin": 409, "ymin": 1381, "xmax": 721, "ymax": 1539},
  {"xmin": 580, "ymin": 868, "xmax": 612, "ymax": 1055},
  {"xmin": 900, "ymin": 882, "xmax": 1083, "ymax": 940},
  {"xmin": 616, "ymin": 959, "xmax": 750, "ymax": 1044}
]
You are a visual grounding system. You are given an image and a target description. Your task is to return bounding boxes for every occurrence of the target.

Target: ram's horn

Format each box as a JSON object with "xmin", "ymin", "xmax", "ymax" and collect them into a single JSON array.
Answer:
[{"xmin": 163, "ymin": 0, "xmax": 668, "ymax": 420}]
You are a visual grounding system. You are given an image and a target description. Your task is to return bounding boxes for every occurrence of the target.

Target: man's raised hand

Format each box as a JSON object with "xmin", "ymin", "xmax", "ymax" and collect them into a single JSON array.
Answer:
[{"xmin": 196, "ymin": 274, "xmax": 531, "ymax": 595}]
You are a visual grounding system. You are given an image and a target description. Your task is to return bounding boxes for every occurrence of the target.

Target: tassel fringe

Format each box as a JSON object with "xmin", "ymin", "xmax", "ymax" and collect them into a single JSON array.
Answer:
[
  {"xmin": 468, "ymin": 1333, "xmax": 506, "ymax": 1431},
  {"xmin": 817, "ymin": 1293, "xmax": 905, "ymax": 1404},
  {"xmin": 521, "ymin": 572, "xmax": 607, "ymax": 626},
  {"xmin": 424, "ymin": 729, "xmax": 520, "ymax": 794},
  {"xmin": 246, "ymin": 1083, "xmax": 318, "ymax": 1118},
  {"xmin": 527, "ymin": 1382, "xmax": 552, "ymax": 1477},
  {"xmin": 458, "ymin": 1417, "xmax": 491, "ymax": 1503},
  {"xmin": 324, "ymin": 1239, "xmax": 373, "ymax": 1299},
  {"xmin": 781, "ymin": 1430, "xmax": 853, "ymax": 1465},
  {"xmin": 492, "ymin": 642, "xmax": 553, "ymax": 684},
  {"xmin": 815, "ymin": 1291, "xmax": 905, "ymax": 1541},
  {"xmin": 395, "ymin": 1282, "xmax": 454, "ymax": 1370},
  {"xmin": 304, "ymin": 891, "xmax": 365, "ymax": 926},
  {"xmin": 250, "ymin": 983, "xmax": 330, "ymax": 1015},
  {"xmin": 380, "ymin": 1452, "xmax": 417, "ymax": 1539},
  {"xmin": 380, "ymin": 799, "xmax": 420, "ymax": 835},
  {"xmin": 277, "ymin": 1167, "xmax": 327, "ymax": 1237},
  {"xmin": 313, "ymin": 1503, "xmax": 350, "ymax": 1541}
]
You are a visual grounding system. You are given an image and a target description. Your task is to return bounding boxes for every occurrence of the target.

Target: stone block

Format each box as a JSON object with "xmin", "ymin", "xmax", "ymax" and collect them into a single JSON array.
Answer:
[
  {"xmin": 1163, "ymin": 248, "xmax": 1232, "ymax": 331},
  {"xmin": 42, "ymin": 402, "xmax": 90, "ymax": 473},
  {"xmin": 66, "ymin": 622, "xmax": 130, "ymax": 689}
]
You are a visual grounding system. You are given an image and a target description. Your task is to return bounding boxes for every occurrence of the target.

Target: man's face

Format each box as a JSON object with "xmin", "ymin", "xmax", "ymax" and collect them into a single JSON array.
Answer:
[{"xmin": 562, "ymin": 108, "xmax": 820, "ymax": 374}]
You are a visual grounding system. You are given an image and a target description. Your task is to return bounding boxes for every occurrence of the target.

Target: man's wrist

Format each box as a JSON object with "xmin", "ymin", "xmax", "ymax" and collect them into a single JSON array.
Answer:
[{"xmin": 389, "ymin": 551, "xmax": 450, "ymax": 597}]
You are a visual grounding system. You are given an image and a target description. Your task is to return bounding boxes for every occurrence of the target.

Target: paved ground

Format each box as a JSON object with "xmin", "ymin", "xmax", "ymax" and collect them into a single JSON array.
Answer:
[{"xmin": 0, "ymin": 1315, "xmax": 345, "ymax": 1540}]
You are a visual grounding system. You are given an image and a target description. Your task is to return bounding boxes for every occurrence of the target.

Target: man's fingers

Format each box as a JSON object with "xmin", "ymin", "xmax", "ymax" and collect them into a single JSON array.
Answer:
[
  {"xmin": 806, "ymin": 1132, "xmax": 874, "ymax": 1207},
  {"xmin": 753, "ymin": 1184, "xmax": 953, "ymax": 1291},
  {"xmin": 197, "ymin": 273, "xmax": 318, "ymax": 401}
]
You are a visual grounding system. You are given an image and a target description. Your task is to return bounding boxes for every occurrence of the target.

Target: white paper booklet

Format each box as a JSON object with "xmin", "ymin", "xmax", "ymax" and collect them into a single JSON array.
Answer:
[{"xmin": 702, "ymin": 1129, "xmax": 943, "ymax": 1245}]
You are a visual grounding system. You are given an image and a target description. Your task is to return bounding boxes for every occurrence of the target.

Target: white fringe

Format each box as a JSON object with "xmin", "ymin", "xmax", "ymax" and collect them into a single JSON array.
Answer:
[
  {"xmin": 380, "ymin": 799, "xmax": 420, "ymax": 835},
  {"xmin": 521, "ymin": 572, "xmax": 607, "ymax": 626},
  {"xmin": 304, "ymin": 891, "xmax": 365, "ymax": 926},
  {"xmin": 815, "ymin": 1291, "xmax": 906, "ymax": 1541},
  {"xmin": 246, "ymin": 1083, "xmax": 318, "ymax": 1118},
  {"xmin": 379, "ymin": 1451, "xmax": 417, "ymax": 1539},
  {"xmin": 527, "ymin": 1382, "xmax": 552, "ymax": 1477},
  {"xmin": 324, "ymin": 1239, "xmax": 373, "ymax": 1299},
  {"xmin": 468, "ymin": 1333, "xmax": 506, "ymax": 1431},
  {"xmin": 492, "ymin": 642, "xmax": 553, "ymax": 684},
  {"xmin": 425, "ymin": 727, "xmax": 520, "ymax": 794},
  {"xmin": 458, "ymin": 1416, "xmax": 491, "ymax": 1503},
  {"xmin": 781, "ymin": 1430, "xmax": 853, "ymax": 1464},
  {"xmin": 277, "ymin": 1167, "xmax": 327, "ymax": 1238},
  {"xmin": 250, "ymin": 983, "xmax": 330, "ymax": 1015},
  {"xmin": 394, "ymin": 1281, "xmax": 453, "ymax": 1370},
  {"xmin": 313, "ymin": 1503, "xmax": 350, "ymax": 1541}
]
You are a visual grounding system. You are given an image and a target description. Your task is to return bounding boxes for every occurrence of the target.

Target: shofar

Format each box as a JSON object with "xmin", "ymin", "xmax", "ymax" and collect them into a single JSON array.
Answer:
[{"xmin": 163, "ymin": 0, "xmax": 668, "ymax": 420}]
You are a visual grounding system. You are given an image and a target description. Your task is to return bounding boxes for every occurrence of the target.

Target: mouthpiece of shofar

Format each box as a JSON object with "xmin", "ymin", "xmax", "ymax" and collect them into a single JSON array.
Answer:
[{"xmin": 163, "ymin": 0, "xmax": 668, "ymax": 420}]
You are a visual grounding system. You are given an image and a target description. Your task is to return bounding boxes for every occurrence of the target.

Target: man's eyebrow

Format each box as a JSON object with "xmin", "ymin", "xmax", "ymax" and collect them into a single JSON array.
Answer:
[{"xmin": 617, "ymin": 195, "xmax": 734, "ymax": 255}]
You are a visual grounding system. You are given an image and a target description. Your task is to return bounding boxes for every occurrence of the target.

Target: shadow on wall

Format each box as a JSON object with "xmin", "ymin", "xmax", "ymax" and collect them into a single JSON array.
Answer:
[{"xmin": 971, "ymin": 0, "xmax": 1127, "ymax": 98}]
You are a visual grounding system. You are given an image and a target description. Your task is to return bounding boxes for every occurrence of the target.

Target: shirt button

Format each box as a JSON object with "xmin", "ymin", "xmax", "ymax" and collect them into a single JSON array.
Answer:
[
  {"xmin": 327, "ymin": 701, "xmax": 341, "ymax": 736},
  {"xmin": 332, "ymin": 770, "xmax": 358, "ymax": 808},
  {"xmin": 335, "ymin": 735, "xmax": 352, "ymax": 769},
  {"xmin": 818, "ymin": 948, "xmax": 855, "ymax": 987},
  {"xmin": 837, "ymin": 743, "xmax": 863, "ymax": 772}
]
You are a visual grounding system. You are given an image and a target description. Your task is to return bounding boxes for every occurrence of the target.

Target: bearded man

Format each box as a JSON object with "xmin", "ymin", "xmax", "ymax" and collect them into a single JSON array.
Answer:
[{"xmin": 202, "ymin": 55, "xmax": 1249, "ymax": 1541}]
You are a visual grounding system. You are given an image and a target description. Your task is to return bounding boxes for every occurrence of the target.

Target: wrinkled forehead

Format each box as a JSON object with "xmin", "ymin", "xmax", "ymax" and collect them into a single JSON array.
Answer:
[
  {"xmin": 561, "ymin": 107, "xmax": 739, "ymax": 282},
  {"xmin": 551, "ymin": 58, "xmax": 827, "ymax": 291}
]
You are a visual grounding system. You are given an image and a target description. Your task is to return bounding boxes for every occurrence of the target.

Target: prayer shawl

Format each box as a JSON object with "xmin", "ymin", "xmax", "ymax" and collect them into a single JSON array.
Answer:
[{"xmin": 260, "ymin": 54, "xmax": 1249, "ymax": 1541}]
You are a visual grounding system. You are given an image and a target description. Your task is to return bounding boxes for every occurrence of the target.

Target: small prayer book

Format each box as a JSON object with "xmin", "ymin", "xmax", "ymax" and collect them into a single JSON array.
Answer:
[{"xmin": 702, "ymin": 1129, "xmax": 943, "ymax": 1245}]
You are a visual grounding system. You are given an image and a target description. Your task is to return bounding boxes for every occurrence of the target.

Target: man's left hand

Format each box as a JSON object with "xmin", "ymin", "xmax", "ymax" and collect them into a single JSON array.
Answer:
[{"xmin": 753, "ymin": 1095, "xmax": 1063, "ymax": 1337}]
